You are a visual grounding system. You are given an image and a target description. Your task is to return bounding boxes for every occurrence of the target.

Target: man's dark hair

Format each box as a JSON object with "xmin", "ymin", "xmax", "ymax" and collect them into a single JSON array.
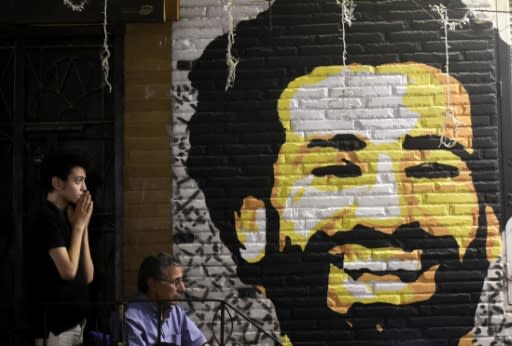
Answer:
[
  {"xmin": 41, "ymin": 151, "xmax": 89, "ymax": 193},
  {"xmin": 137, "ymin": 252, "xmax": 182, "ymax": 293}
]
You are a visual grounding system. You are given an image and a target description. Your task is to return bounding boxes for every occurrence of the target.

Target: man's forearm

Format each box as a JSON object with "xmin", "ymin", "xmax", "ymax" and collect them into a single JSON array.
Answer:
[
  {"xmin": 65, "ymin": 226, "xmax": 85, "ymax": 277},
  {"xmin": 49, "ymin": 226, "xmax": 84, "ymax": 280},
  {"xmin": 82, "ymin": 228, "xmax": 94, "ymax": 283}
]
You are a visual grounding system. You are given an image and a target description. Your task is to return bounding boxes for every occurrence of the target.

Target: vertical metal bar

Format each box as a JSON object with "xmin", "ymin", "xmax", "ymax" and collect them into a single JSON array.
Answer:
[
  {"xmin": 495, "ymin": 0, "xmax": 512, "ymax": 304},
  {"xmin": 13, "ymin": 36, "xmax": 25, "ymax": 342},
  {"xmin": 42, "ymin": 304, "xmax": 47, "ymax": 346},
  {"xmin": 112, "ymin": 24, "xmax": 125, "ymax": 302},
  {"xmin": 220, "ymin": 302, "xmax": 225, "ymax": 346},
  {"xmin": 497, "ymin": 0, "xmax": 512, "ymax": 225},
  {"xmin": 118, "ymin": 301, "xmax": 125, "ymax": 345}
]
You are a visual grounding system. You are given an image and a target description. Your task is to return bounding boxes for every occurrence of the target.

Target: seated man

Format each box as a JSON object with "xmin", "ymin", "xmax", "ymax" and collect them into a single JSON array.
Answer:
[{"xmin": 125, "ymin": 253, "xmax": 210, "ymax": 346}]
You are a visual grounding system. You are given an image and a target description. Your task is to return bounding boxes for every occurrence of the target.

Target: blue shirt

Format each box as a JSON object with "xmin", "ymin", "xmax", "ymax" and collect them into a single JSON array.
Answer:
[{"xmin": 125, "ymin": 293, "xmax": 208, "ymax": 346}]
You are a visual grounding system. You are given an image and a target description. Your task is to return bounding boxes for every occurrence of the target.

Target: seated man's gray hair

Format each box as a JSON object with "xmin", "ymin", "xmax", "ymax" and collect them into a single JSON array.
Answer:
[{"xmin": 137, "ymin": 252, "xmax": 182, "ymax": 293}]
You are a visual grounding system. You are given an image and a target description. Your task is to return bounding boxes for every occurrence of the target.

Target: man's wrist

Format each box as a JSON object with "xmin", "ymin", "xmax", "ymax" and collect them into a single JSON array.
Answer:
[{"xmin": 72, "ymin": 225, "xmax": 86, "ymax": 234}]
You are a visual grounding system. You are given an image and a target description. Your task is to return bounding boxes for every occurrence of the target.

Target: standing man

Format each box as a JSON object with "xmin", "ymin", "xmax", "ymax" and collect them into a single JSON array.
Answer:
[
  {"xmin": 25, "ymin": 151, "xmax": 94, "ymax": 345},
  {"xmin": 124, "ymin": 253, "xmax": 210, "ymax": 346}
]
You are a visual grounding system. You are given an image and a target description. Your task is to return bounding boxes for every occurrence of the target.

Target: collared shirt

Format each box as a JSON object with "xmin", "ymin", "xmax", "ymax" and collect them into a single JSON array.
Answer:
[{"xmin": 125, "ymin": 293, "xmax": 208, "ymax": 346}]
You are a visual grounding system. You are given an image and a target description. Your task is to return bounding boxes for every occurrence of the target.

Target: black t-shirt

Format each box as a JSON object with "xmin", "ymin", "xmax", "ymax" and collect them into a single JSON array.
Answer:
[{"xmin": 24, "ymin": 200, "xmax": 89, "ymax": 338}]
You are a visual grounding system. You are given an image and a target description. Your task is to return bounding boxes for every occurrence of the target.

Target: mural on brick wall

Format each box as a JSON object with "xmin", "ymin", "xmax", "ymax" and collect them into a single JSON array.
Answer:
[{"xmin": 172, "ymin": 0, "xmax": 511, "ymax": 345}]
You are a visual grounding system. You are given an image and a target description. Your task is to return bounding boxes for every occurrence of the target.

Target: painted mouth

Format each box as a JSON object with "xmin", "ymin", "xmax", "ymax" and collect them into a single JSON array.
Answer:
[
  {"xmin": 304, "ymin": 222, "xmax": 459, "ymax": 282},
  {"xmin": 337, "ymin": 247, "xmax": 423, "ymax": 283}
]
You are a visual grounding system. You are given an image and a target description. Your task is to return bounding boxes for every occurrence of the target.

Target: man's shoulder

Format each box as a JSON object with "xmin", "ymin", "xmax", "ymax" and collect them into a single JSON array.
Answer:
[
  {"xmin": 125, "ymin": 301, "xmax": 149, "ymax": 314},
  {"xmin": 125, "ymin": 294, "xmax": 154, "ymax": 318},
  {"xmin": 27, "ymin": 202, "xmax": 60, "ymax": 228},
  {"xmin": 25, "ymin": 205, "xmax": 49, "ymax": 242},
  {"xmin": 25, "ymin": 203, "xmax": 67, "ymax": 250}
]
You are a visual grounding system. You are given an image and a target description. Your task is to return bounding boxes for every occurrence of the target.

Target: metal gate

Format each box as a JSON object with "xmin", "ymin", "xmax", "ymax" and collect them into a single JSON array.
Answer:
[{"xmin": 0, "ymin": 25, "xmax": 123, "ymax": 343}]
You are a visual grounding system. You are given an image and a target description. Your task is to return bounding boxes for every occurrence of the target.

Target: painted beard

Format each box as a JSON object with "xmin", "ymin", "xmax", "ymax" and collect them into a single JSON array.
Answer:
[{"xmin": 236, "ymin": 209, "xmax": 489, "ymax": 346}]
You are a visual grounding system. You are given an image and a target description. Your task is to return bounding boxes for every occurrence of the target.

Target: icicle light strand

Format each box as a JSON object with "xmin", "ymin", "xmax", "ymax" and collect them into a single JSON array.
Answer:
[
  {"xmin": 336, "ymin": 0, "xmax": 355, "ymax": 88},
  {"xmin": 431, "ymin": 3, "xmax": 472, "ymax": 149},
  {"xmin": 224, "ymin": 0, "xmax": 239, "ymax": 91},
  {"xmin": 63, "ymin": 0, "xmax": 87, "ymax": 12},
  {"xmin": 101, "ymin": 0, "xmax": 112, "ymax": 93}
]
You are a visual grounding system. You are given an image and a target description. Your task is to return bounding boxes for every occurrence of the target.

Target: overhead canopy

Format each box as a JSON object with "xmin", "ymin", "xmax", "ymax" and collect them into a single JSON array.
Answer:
[{"xmin": 0, "ymin": 0, "xmax": 179, "ymax": 24}]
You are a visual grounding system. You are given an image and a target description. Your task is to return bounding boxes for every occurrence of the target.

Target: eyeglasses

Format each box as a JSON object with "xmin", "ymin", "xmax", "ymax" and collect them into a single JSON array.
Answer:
[{"xmin": 159, "ymin": 277, "xmax": 184, "ymax": 286}]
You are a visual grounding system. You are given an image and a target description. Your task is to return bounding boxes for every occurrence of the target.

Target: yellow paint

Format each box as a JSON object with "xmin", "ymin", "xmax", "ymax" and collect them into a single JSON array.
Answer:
[
  {"xmin": 330, "ymin": 244, "xmax": 421, "ymax": 262},
  {"xmin": 255, "ymin": 285, "xmax": 266, "ymax": 296},
  {"xmin": 281, "ymin": 334, "xmax": 293, "ymax": 346},
  {"xmin": 327, "ymin": 265, "xmax": 439, "ymax": 313},
  {"xmin": 485, "ymin": 205, "xmax": 501, "ymax": 261},
  {"xmin": 234, "ymin": 196, "xmax": 266, "ymax": 263},
  {"xmin": 458, "ymin": 330, "xmax": 474, "ymax": 346}
]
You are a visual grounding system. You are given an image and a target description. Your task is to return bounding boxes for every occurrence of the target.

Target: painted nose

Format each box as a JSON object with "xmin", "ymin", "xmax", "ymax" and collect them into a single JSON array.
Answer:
[{"xmin": 355, "ymin": 153, "xmax": 403, "ymax": 226}]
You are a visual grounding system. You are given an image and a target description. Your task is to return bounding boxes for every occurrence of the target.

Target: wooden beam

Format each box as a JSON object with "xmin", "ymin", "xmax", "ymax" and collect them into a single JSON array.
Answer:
[
  {"xmin": 165, "ymin": 0, "xmax": 180, "ymax": 21},
  {"xmin": 0, "ymin": 0, "xmax": 169, "ymax": 24}
]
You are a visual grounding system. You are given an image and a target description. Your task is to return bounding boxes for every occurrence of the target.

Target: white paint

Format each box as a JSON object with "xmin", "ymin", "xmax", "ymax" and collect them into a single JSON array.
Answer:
[
  {"xmin": 388, "ymin": 260, "xmax": 421, "ymax": 271},
  {"xmin": 290, "ymin": 71, "xmax": 420, "ymax": 142},
  {"xmin": 355, "ymin": 154, "xmax": 400, "ymax": 217},
  {"xmin": 282, "ymin": 72, "xmax": 414, "ymax": 235},
  {"xmin": 239, "ymin": 206, "xmax": 267, "ymax": 262},
  {"xmin": 344, "ymin": 260, "xmax": 387, "ymax": 271},
  {"xmin": 283, "ymin": 156, "xmax": 401, "ymax": 233},
  {"xmin": 456, "ymin": 0, "xmax": 511, "ymax": 45}
]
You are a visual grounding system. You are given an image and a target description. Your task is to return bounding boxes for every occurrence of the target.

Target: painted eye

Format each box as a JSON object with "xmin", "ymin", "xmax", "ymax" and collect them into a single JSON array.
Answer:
[
  {"xmin": 311, "ymin": 159, "xmax": 362, "ymax": 178},
  {"xmin": 308, "ymin": 134, "xmax": 366, "ymax": 151},
  {"xmin": 405, "ymin": 162, "xmax": 459, "ymax": 179}
]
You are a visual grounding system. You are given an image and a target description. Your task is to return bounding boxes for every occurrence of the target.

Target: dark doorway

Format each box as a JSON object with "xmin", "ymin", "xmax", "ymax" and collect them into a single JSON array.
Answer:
[{"xmin": 0, "ymin": 25, "xmax": 123, "ymax": 344}]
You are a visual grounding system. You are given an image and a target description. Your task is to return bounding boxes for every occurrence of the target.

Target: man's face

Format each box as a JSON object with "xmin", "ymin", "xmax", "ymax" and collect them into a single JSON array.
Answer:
[
  {"xmin": 235, "ymin": 64, "xmax": 497, "ymax": 323},
  {"xmin": 58, "ymin": 166, "xmax": 87, "ymax": 205},
  {"xmin": 150, "ymin": 265, "xmax": 186, "ymax": 304}
]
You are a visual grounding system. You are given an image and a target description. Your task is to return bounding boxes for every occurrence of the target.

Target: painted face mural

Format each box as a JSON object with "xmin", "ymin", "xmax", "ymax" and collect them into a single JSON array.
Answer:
[
  {"xmin": 274, "ymin": 64, "xmax": 481, "ymax": 312},
  {"xmin": 184, "ymin": 0, "xmax": 503, "ymax": 345},
  {"xmin": 234, "ymin": 62, "xmax": 500, "ymax": 340}
]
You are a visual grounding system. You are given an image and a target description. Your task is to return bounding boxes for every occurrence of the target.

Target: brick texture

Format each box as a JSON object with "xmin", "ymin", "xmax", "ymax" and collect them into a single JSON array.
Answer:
[{"xmin": 123, "ymin": 23, "xmax": 172, "ymax": 298}]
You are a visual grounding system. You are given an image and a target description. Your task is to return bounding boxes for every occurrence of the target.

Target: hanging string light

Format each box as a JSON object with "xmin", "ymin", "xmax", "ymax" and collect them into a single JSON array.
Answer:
[
  {"xmin": 63, "ymin": 0, "xmax": 111, "ymax": 92},
  {"xmin": 336, "ymin": 0, "xmax": 355, "ymax": 88},
  {"xmin": 101, "ymin": 0, "xmax": 112, "ymax": 93},
  {"xmin": 224, "ymin": 0, "xmax": 239, "ymax": 91},
  {"xmin": 431, "ymin": 4, "xmax": 473, "ymax": 148},
  {"xmin": 63, "ymin": 0, "xmax": 87, "ymax": 12}
]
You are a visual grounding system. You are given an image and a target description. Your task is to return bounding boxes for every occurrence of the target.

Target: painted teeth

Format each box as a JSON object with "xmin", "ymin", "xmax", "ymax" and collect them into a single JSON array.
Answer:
[
  {"xmin": 343, "ymin": 259, "xmax": 421, "ymax": 271},
  {"xmin": 329, "ymin": 245, "xmax": 422, "ymax": 271}
]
